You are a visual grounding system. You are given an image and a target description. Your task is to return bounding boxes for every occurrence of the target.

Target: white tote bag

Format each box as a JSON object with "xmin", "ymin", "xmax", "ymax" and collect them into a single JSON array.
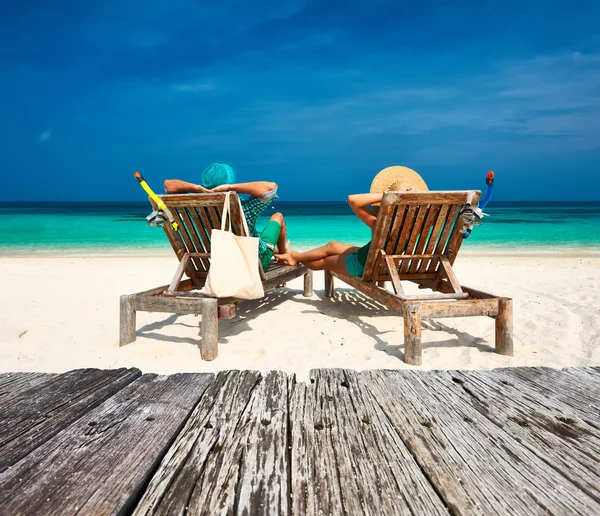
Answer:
[{"xmin": 201, "ymin": 192, "xmax": 265, "ymax": 300}]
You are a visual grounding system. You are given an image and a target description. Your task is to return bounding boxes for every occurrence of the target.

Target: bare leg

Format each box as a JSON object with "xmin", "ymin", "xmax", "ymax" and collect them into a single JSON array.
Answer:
[
  {"xmin": 302, "ymin": 253, "xmax": 352, "ymax": 275},
  {"xmin": 269, "ymin": 212, "xmax": 289, "ymax": 253},
  {"xmin": 276, "ymin": 241, "xmax": 357, "ymax": 266}
]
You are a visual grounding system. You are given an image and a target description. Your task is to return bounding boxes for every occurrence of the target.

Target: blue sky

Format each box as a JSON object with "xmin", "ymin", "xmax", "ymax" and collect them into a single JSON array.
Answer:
[{"xmin": 2, "ymin": 0, "xmax": 599, "ymax": 201}]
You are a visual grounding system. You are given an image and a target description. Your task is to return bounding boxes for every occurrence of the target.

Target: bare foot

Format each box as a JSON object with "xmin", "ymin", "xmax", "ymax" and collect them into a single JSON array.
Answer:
[{"xmin": 275, "ymin": 252, "xmax": 297, "ymax": 266}]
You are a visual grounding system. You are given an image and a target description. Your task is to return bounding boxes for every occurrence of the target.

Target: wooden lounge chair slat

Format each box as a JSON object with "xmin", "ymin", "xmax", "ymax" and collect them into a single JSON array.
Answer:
[
  {"xmin": 208, "ymin": 206, "xmax": 222, "ymax": 230},
  {"xmin": 427, "ymin": 204, "xmax": 461, "ymax": 273},
  {"xmin": 384, "ymin": 254, "xmax": 404, "ymax": 296},
  {"xmin": 409, "ymin": 204, "xmax": 442, "ymax": 273},
  {"xmin": 403, "ymin": 292, "xmax": 468, "ymax": 300},
  {"xmin": 186, "ymin": 207, "xmax": 213, "ymax": 269},
  {"xmin": 392, "ymin": 205, "xmax": 418, "ymax": 256},
  {"xmin": 174, "ymin": 207, "xmax": 207, "ymax": 273},
  {"xmin": 198, "ymin": 205, "xmax": 215, "ymax": 231},
  {"xmin": 178, "ymin": 208, "xmax": 209, "ymax": 272},
  {"xmin": 439, "ymin": 256, "xmax": 464, "ymax": 295},
  {"xmin": 388, "ymin": 205, "xmax": 417, "ymax": 277},
  {"xmin": 161, "ymin": 193, "xmax": 232, "ymax": 206},
  {"xmin": 362, "ymin": 203, "xmax": 394, "ymax": 282},
  {"xmin": 195, "ymin": 206, "xmax": 215, "ymax": 241},
  {"xmin": 388, "ymin": 254, "xmax": 439, "ymax": 259},
  {"xmin": 381, "ymin": 191, "xmax": 480, "ymax": 205},
  {"xmin": 399, "ymin": 204, "xmax": 429, "ymax": 274},
  {"xmin": 168, "ymin": 254, "xmax": 191, "ymax": 293},
  {"xmin": 384, "ymin": 206, "xmax": 407, "ymax": 256},
  {"xmin": 418, "ymin": 204, "xmax": 450, "ymax": 273},
  {"xmin": 167, "ymin": 208, "xmax": 203, "ymax": 282}
]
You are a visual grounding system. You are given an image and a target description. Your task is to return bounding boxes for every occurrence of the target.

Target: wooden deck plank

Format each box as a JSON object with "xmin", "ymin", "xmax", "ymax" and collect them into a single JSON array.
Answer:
[
  {"xmin": 429, "ymin": 370, "xmax": 600, "ymax": 504},
  {"xmin": 0, "ymin": 372, "xmax": 55, "ymax": 409},
  {"xmin": 0, "ymin": 373, "xmax": 213, "ymax": 515},
  {"xmin": 288, "ymin": 369, "xmax": 448, "ymax": 515},
  {"xmin": 134, "ymin": 370, "xmax": 289, "ymax": 516},
  {"xmin": 0, "ymin": 371, "xmax": 53, "ymax": 390},
  {"xmin": 0, "ymin": 367, "xmax": 141, "ymax": 472},
  {"xmin": 1, "ymin": 367, "xmax": 599, "ymax": 515},
  {"xmin": 495, "ymin": 367, "xmax": 600, "ymax": 420},
  {"xmin": 360, "ymin": 369, "xmax": 600, "ymax": 515}
]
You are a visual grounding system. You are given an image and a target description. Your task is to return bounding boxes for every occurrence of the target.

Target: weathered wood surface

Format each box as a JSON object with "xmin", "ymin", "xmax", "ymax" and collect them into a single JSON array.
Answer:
[
  {"xmin": 487, "ymin": 366, "xmax": 600, "ymax": 420},
  {"xmin": 0, "ymin": 372, "xmax": 213, "ymax": 515},
  {"xmin": 362, "ymin": 369, "xmax": 600, "ymax": 514},
  {"xmin": 381, "ymin": 190, "xmax": 481, "ymax": 206},
  {"xmin": 495, "ymin": 298, "xmax": 513, "ymax": 355},
  {"xmin": 288, "ymin": 369, "xmax": 448, "ymax": 515},
  {"xmin": 448, "ymin": 369, "xmax": 600, "ymax": 502},
  {"xmin": 0, "ymin": 367, "xmax": 141, "ymax": 472},
  {"xmin": 1, "ymin": 366, "xmax": 599, "ymax": 515},
  {"xmin": 303, "ymin": 268, "xmax": 313, "ymax": 296},
  {"xmin": 200, "ymin": 297, "xmax": 218, "ymax": 360},
  {"xmin": 402, "ymin": 303, "xmax": 422, "ymax": 365},
  {"xmin": 134, "ymin": 370, "xmax": 289, "ymax": 515},
  {"xmin": 0, "ymin": 372, "xmax": 56, "ymax": 410}
]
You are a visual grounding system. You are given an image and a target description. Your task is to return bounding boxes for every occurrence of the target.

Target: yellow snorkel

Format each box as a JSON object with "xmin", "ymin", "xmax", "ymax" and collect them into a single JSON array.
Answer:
[{"xmin": 134, "ymin": 171, "xmax": 179, "ymax": 232}]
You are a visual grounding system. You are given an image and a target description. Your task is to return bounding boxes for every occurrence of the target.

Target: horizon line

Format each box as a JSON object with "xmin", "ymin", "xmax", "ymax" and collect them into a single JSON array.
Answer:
[{"xmin": 2, "ymin": 199, "xmax": 600, "ymax": 204}]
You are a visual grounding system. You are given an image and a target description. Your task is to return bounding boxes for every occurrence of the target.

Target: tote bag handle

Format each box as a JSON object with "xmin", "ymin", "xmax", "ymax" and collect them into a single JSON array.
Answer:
[{"xmin": 220, "ymin": 192, "xmax": 251, "ymax": 236}]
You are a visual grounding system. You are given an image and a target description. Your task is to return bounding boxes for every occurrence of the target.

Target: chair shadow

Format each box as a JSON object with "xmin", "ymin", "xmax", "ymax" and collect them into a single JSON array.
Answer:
[
  {"xmin": 135, "ymin": 285, "xmax": 493, "ymax": 359},
  {"xmin": 217, "ymin": 289, "xmax": 297, "ymax": 340},
  {"xmin": 294, "ymin": 288, "xmax": 495, "ymax": 360},
  {"xmin": 292, "ymin": 289, "xmax": 405, "ymax": 360},
  {"xmin": 136, "ymin": 314, "xmax": 202, "ymax": 346},
  {"xmin": 135, "ymin": 287, "xmax": 299, "ymax": 350},
  {"xmin": 421, "ymin": 320, "xmax": 493, "ymax": 354}
]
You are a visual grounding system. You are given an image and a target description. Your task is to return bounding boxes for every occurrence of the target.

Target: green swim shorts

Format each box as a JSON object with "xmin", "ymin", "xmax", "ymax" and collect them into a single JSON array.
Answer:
[{"xmin": 259, "ymin": 219, "xmax": 281, "ymax": 271}]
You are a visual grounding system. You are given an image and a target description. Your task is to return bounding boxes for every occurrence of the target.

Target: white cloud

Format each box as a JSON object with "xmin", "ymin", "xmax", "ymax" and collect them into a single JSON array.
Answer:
[{"xmin": 37, "ymin": 130, "xmax": 53, "ymax": 142}]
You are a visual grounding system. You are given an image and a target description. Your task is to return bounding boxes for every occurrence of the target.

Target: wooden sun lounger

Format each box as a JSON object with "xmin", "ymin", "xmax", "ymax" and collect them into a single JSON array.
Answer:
[
  {"xmin": 325, "ymin": 190, "xmax": 513, "ymax": 365},
  {"xmin": 120, "ymin": 192, "xmax": 312, "ymax": 360}
]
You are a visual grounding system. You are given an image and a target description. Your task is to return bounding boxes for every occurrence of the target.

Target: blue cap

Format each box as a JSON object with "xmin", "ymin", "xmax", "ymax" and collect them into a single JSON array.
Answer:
[{"xmin": 200, "ymin": 162, "xmax": 237, "ymax": 189}]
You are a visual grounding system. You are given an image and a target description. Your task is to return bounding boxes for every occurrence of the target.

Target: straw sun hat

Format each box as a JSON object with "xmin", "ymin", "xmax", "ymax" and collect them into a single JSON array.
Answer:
[{"xmin": 369, "ymin": 165, "xmax": 428, "ymax": 193}]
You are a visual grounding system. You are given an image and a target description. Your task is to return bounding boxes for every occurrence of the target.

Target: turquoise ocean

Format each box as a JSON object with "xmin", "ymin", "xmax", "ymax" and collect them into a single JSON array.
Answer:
[{"xmin": 1, "ymin": 201, "xmax": 599, "ymax": 254}]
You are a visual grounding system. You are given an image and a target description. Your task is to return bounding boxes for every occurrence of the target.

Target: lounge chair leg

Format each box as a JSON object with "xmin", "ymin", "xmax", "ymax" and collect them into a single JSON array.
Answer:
[
  {"xmin": 119, "ymin": 295, "xmax": 136, "ymax": 346},
  {"xmin": 325, "ymin": 271, "xmax": 334, "ymax": 298},
  {"xmin": 303, "ymin": 270, "xmax": 313, "ymax": 297},
  {"xmin": 403, "ymin": 303, "xmax": 422, "ymax": 366},
  {"xmin": 495, "ymin": 298, "xmax": 513, "ymax": 356},
  {"xmin": 201, "ymin": 298, "xmax": 219, "ymax": 361}
]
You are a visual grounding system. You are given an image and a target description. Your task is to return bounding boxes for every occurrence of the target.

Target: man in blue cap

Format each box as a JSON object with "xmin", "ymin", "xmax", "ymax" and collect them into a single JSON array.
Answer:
[{"xmin": 164, "ymin": 162, "xmax": 288, "ymax": 272}]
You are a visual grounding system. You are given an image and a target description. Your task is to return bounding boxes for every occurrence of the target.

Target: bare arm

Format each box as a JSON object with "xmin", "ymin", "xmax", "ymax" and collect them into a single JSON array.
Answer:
[
  {"xmin": 163, "ymin": 179, "xmax": 210, "ymax": 194},
  {"xmin": 347, "ymin": 193, "xmax": 383, "ymax": 229},
  {"xmin": 211, "ymin": 181, "xmax": 277, "ymax": 197}
]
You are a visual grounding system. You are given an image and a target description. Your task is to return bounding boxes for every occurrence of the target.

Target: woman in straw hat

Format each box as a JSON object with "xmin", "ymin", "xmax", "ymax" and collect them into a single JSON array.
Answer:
[{"xmin": 275, "ymin": 166, "xmax": 428, "ymax": 277}]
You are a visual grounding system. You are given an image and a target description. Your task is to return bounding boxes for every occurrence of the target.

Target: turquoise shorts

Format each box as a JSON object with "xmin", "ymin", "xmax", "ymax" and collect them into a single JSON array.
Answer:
[{"xmin": 345, "ymin": 251, "xmax": 365, "ymax": 277}]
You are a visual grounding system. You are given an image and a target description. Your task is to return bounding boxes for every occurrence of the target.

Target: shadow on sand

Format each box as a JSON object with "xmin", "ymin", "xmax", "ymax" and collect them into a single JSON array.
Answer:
[{"xmin": 136, "ymin": 286, "xmax": 492, "ymax": 359}]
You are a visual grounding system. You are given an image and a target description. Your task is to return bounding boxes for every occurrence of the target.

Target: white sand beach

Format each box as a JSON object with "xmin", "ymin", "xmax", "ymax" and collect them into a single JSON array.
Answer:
[{"xmin": 1, "ymin": 252, "xmax": 599, "ymax": 383}]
